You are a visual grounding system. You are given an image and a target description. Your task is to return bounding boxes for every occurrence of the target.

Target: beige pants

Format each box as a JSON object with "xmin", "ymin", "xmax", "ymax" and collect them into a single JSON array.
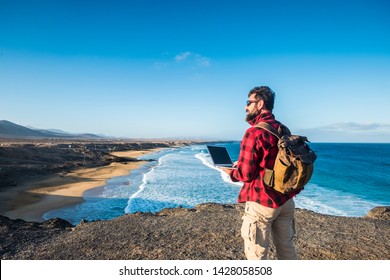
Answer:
[{"xmin": 241, "ymin": 199, "xmax": 298, "ymax": 260}]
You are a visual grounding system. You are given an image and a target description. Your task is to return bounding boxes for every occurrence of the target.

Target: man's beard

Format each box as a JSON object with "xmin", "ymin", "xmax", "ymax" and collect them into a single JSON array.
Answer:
[{"xmin": 245, "ymin": 110, "xmax": 260, "ymax": 122}]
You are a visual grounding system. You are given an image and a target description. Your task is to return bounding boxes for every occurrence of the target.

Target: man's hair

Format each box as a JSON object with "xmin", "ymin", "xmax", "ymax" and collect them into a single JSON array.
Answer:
[{"xmin": 248, "ymin": 86, "xmax": 275, "ymax": 111}]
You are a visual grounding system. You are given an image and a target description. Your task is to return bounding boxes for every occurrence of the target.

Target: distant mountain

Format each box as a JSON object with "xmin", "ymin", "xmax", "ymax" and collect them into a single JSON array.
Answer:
[
  {"xmin": 0, "ymin": 120, "xmax": 104, "ymax": 139},
  {"xmin": 26, "ymin": 126, "xmax": 70, "ymax": 135}
]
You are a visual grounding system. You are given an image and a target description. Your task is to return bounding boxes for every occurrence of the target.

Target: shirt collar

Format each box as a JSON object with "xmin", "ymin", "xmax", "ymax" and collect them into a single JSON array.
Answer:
[{"xmin": 248, "ymin": 111, "xmax": 275, "ymax": 126}]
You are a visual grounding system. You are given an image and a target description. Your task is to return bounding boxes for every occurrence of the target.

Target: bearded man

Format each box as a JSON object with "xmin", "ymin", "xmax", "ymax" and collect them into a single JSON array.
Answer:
[{"xmin": 221, "ymin": 86, "xmax": 299, "ymax": 260}]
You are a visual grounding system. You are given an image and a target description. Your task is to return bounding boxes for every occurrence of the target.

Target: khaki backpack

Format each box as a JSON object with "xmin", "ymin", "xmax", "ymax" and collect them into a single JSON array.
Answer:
[{"xmin": 256, "ymin": 122, "xmax": 317, "ymax": 194}]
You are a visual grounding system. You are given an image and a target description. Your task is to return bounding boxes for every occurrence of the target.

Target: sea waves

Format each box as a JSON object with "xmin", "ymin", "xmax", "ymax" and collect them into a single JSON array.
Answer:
[{"xmin": 44, "ymin": 143, "xmax": 390, "ymax": 224}]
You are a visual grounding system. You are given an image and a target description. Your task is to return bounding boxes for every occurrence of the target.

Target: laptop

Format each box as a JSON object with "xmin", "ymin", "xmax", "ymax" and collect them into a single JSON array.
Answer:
[{"xmin": 206, "ymin": 145, "xmax": 236, "ymax": 168}]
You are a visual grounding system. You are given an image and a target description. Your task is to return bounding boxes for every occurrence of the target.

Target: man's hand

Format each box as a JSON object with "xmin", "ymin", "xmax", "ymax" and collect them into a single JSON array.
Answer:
[
  {"xmin": 219, "ymin": 167, "xmax": 234, "ymax": 176},
  {"xmin": 219, "ymin": 161, "xmax": 237, "ymax": 178}
]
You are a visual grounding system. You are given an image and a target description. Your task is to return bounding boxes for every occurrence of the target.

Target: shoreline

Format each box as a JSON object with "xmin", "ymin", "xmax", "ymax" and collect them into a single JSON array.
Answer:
[
  {"xmin": 1, "ymin": 148, "xmax": 164, "ymax": 222},
  {"xmin": 1, "ymin": 140, "xmax": 388, "ymax": 224},
  {"xmin": 1, "ymin": 140, "xmax": 389, "ymax": 260}
]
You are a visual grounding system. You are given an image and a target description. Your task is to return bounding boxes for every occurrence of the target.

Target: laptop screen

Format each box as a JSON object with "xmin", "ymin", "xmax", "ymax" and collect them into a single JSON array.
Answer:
[{"xmin": 206, "ymin": 145, "xmax": 233, "ymax": 167}]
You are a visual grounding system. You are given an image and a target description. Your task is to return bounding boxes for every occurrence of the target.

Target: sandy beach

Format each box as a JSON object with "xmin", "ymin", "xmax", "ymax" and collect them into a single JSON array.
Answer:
[
  {"xmin": 0, "ymin": 140, "xmax": 176, "ymax": 222},
  {"xmin": 2, "ymin": 149, "xmax": 163, "ymax": 222}
]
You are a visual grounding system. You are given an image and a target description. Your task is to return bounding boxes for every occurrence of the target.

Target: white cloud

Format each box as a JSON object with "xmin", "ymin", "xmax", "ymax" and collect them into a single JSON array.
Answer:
[
  {"xmin": 318, "ymin": 122, "xmax": 390, "ymax": 132},
  {"xmin": 195, "ymin": 55, "xmax": 211, "ymax": 67},
  {"xmin": 297, "ymin": 122, "xmax": 390, "ymax": 143},
  {"xmin": 174, "ymin": 51, "xmax": 211, "ymax": 67},
  {"xmin": 175, "ymin": 52, "xmax": 192, "ymax": 62}
]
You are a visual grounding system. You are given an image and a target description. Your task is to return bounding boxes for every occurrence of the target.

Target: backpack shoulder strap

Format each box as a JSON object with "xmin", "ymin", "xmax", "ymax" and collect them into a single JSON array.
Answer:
[
  {"xmin": 279, "ymin": 124, "xmax": 291, "ymax": 136},
  {"xmin": 255, "ymin": 122, "xmax": 281, "ymax": 139}
]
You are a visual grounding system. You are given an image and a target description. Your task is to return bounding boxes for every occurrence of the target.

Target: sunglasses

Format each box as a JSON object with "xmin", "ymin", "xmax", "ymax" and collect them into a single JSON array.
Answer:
[{"xmin": 246, "ymin": 100, "xmax": 260, "ymax": 106}]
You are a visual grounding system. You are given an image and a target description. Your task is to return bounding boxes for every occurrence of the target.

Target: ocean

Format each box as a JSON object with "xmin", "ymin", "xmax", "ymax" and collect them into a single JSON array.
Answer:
[{"xmin": 43, "ymin": 142, "xmax": 390, "ymax": 225}]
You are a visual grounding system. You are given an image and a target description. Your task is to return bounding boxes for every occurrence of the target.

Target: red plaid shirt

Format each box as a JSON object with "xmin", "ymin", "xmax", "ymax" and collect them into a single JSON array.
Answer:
[{"xmin": 230, "ymin": 112, "xmax": 300, "ymax": 208}]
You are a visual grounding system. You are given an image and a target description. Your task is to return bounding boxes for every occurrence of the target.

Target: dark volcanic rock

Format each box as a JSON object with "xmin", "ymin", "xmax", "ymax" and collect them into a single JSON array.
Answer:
[{"xmin": 1, "ymin": 204, "xmax": 389, "ymax": 260}]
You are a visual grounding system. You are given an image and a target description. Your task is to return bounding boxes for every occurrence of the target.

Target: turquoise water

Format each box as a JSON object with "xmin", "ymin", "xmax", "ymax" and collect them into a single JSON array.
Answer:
[{"xmin": 44, "ymin": 143, "xmax": 390, "ymax": 224}]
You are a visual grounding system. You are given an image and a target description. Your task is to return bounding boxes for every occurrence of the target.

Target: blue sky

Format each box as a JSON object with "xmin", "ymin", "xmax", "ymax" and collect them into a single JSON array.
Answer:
[{"xmin": 1, "ymin": 0, "xmax": 389, "ymax": 142}]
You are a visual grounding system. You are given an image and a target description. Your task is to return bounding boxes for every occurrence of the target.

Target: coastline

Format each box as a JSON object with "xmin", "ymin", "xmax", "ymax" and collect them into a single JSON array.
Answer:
[
  {"xmin": 1, "ymin": 148, "xmax": 164, "ymax": 222},
  {"xmin": 0, "ymin": 140, "xmax": 389, "ymax": 260},
  {"xmin": 2, "ymin": 141, "xmax": 387, "ymax": 222}
]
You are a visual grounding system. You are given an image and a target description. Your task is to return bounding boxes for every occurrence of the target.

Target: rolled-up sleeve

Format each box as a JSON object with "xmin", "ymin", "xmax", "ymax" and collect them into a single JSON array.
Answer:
[{"xmin": 231, "ymin": 129, "xmax": 261, "ymax": 183}]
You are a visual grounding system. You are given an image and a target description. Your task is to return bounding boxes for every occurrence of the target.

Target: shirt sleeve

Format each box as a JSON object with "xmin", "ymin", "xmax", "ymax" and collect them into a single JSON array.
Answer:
[{"xmin": 230, "ymin": 128, "xmax": 261, "ymax": 183}]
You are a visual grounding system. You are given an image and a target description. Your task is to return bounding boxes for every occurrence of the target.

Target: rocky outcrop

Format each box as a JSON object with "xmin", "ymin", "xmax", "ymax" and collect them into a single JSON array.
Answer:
[
  {"xmin": 0, "ymin": 141, "xmax": 178, "ymax": 189},
  {"xmin": 366, "ymin": 206, "xmax": 390, "ymax": 220},
  {"xmin": 1, "ymin": 204, "xmax": 389, "ymax": 260}
]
